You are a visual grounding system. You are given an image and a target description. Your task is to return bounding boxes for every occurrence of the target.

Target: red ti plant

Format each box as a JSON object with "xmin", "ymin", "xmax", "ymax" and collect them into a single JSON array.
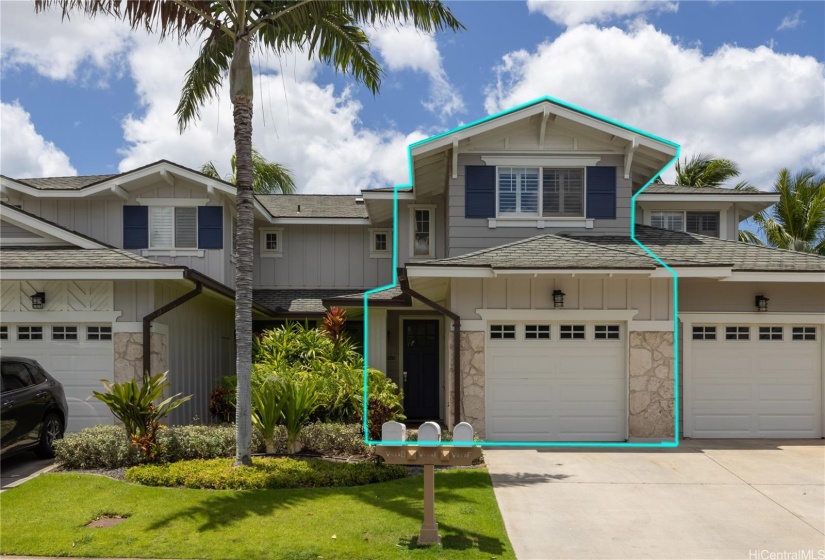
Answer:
[{"xmin": 320, "ymin": 307, "xmax": 348, "ymax": 360}]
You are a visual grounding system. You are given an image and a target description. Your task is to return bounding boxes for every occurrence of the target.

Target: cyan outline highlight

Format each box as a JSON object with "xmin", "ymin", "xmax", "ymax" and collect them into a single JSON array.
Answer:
[{"xmin": 363, "ymin": 95, "xmax": 681, "ymax": 448}]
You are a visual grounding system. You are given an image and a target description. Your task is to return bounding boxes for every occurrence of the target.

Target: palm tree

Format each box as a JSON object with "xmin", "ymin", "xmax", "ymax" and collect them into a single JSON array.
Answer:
[
  {"xmin": 674, "ymin": 153, "xmax": 741, "ymax": 188},
  {"xmin": 37, "ymin": 0, "xmax": 463, "ymax": 466},
  {"xmin": 202, "ymin": 148, "xmax": 296, "ymax": 194},
  {"xmin": 739, "ymin": 169, "xmax": 825, "ymax": 254}
]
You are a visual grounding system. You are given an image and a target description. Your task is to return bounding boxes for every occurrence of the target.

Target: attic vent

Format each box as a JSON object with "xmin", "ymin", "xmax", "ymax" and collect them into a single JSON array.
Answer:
[{"xmin": 355, "ymin": 197, "xmax": 364, "ymax": 204}]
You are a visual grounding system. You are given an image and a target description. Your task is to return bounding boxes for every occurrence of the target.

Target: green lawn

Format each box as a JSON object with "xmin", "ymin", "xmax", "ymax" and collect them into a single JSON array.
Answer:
[{"xmin": 0, "ymin": 470, "xmax": 514, "ymax": 560}]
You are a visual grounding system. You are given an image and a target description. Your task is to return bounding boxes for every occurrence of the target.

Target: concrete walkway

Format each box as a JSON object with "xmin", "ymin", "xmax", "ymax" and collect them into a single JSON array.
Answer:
[{"xmin": 485, "ymin": 440, "xmax": 825, "ymax": 560}]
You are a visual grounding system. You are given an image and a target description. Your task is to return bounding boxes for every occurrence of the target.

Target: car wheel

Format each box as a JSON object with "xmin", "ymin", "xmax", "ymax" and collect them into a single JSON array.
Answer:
[{"xmin": 34, "ymin": 413, "xmax": 63, "ymax": 459}]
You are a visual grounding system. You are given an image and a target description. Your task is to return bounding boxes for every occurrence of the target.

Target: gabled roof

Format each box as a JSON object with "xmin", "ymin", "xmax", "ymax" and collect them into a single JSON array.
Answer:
[
  {"xmin": 0, "ymin": 202, "xmax": 108, "ymax": 249},
  {"xmin": 414, "ymin": 234, "xmax": 657, "ymax": 270},
  {"xmin": 12, "ymin": 174, "xmax": 119, "ymax": 190},
  {"xmin": 255, "ymin": 194, "xmax": 369, "ymax": 219},
  {"xmin": 640, "ymin": 184, "xmax": 770, "ymax": 195},
  {"xmin": 571, "ymin": 226, "xmax": 825, "ymax": 272},
  {"xmin": 253, "ymin": 287, "xmax": 408, "ymax": 314},
  {"xmin": 0, "ymin": 246, "xmax": 173, "ymax": 269}
]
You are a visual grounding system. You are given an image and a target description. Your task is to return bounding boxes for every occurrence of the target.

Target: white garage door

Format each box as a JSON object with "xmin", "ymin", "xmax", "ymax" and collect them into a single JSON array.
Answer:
[
  {"xmin": 0, "ymin": 324, "xmax": 114, "ymax": 433},
  {"xmin": 689, "ymin": 324, "xmax": 822, "ymax": 438},
  {"xmin": 486, "ymin": 322, "xmax": 626, "ymax": 442}
]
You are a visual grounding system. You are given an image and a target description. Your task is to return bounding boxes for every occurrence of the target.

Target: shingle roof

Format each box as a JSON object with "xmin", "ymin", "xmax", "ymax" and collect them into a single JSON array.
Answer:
[
  {"xmin": 569, "ymin": 226, "xmax": 825, "ymax": 272},
  {"xmin": 13, "ymin": 175, "xmax": 118, "ymax": 190},
  {"xmin": 253, "ymin": 287, "xmax": 408, "ymax": 314},
  {"xmin": 639, "ymin": 184, "xmax": 772, "ymax": 195},
  {"xmin": 255, "ymin": 195, "xmax": 369, "ymax": 219},
  {"xmin": 0, "ymin": 246, "xmax": 174, "ymax": 269},
  {"xmin": 415, "ymin": 235, "xmax": 658, "ymax": 269}
]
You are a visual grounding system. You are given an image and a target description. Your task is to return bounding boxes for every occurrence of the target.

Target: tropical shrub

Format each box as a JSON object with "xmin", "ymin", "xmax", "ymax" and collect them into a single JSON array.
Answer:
[
  {"xmin": 92, "ymin": 371, "xmax": 191, "ymax": 460},
  {"xmin": 125, "ymin": 457, "xmax": 407, "ymax": 490},
  {"xmin": 299, "ymin": 422, "xmax": 370, "ymax": 457},
  {"xmin": 208, "ymin": 375, "xmax": 237, "ymax": 423},
  {"xmin": 251, "ymin": 380, "xmax": 283, "ymax": 454}
]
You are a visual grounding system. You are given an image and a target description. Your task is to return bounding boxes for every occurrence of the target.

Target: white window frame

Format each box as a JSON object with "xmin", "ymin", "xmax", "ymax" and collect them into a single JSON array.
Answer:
[
  {"xmin": 369, "ymin": 228, "xmax": 392, "ymax": 259},
  {"xmin": 0, "ymin": 326, "xmax": 8, "ymax": 340},
  {"xmin": 409, "ymin": 205, "xmax": 436, "ymax": 259},
  {"xmin": 649, "ymin": 210, "xmax": 721, "ymax": 237},
  {"xmin": 260, "ymin": 228, "xmax": 284, "ymax": 258},
  {"xmin": 52, "ymin": 325, "xmax": 79, "ymax": 341},
  {"xmin": 87, "ymin": 325, "xmax": 113, "ymax": 341},
  {"xmin": 148, "ymin": 206, "xmax": 198, "ymax": 250},
  {"xmin": 494, "ymin": 167, "xmax": 587, "ymax": 220},
  {"xmin": 17, "ymin": 326, "xmax": 43, "ymax": 341}
]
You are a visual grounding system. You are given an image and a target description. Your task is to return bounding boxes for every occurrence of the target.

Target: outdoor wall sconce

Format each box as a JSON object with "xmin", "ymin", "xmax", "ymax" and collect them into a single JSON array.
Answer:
[
  {"xmin": 755, "ymin": 294, "xmax": 769, "ymax": 312},
  {"xmin": 552, "ymin": 289, "xmax": 566, "ymax": 308},
  {"xmin": 30, "ymin": 292, "xmax": 46, "ymax": 310}
]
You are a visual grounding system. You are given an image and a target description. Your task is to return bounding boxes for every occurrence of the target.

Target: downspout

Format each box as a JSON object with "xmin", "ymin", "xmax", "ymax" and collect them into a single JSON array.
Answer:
[
  {"xmin": 142, "ymin": 281, "xmax": 203, "ymax": 376},
  {"xmin": 397, "ymin": 268, "xmax": 461, "ymax": 427}
]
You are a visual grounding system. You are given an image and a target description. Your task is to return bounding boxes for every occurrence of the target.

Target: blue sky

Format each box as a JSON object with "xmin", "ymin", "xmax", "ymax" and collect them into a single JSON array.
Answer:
[{"xmin": 1, "ymin": 1, "xmax": 823, "ymax": 193}]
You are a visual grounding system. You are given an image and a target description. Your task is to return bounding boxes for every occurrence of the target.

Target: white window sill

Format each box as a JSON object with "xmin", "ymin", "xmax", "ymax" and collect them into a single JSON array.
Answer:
[
  {"xmin": 260, "ymin": 252, "xmax": 283, "ymax": 258},
  {"xmin": 488, "ymin": 218, "xmax": 594, "ymax": 229},
  {"xmin": 370, "ymin": 251, "xmax": 392, "ymax": 259},
  {"xmin": 408, "ymin": 255, "xmax": 436, "ymax": 262},
  {"xmin": 141, "ymin": 249, "xmax": 204, "ymax": 257}
]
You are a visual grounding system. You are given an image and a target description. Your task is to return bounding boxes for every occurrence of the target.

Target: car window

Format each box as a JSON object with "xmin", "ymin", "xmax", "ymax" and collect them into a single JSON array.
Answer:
[
  {"xmin": 27, "ymin": 364, "xmax": 47, "ymax": 385},
  {"xmin": 1, "ymin": 362, "xmax": 35, "ymax": 392}
]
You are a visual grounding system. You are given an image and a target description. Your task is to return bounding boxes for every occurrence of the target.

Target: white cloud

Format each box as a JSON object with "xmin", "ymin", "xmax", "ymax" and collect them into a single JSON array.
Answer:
[
  {"xmin": 1, "ymin": 101, "xmax": 76, "ymax": 178},
  {"xmin": 527, "ymin": 0, "xmax": 678, "ymax": 27},
  {"xmin": 777, "ymin": 10, "xmax": 804, "ymax": 31},
  {"xmin": 117, "ymin": 33, "xmax": 426, "ymax": 193},
  {"xmin": 484, "ymin": 23, "xmax": 824, "ymax": 189},
  {"xmin": 0, "ymin": 2, "xmax": 132, "ymax": 83},
  {"xmin": 370, "ymin": 25, "xmax": 464, "ymax": 120}
]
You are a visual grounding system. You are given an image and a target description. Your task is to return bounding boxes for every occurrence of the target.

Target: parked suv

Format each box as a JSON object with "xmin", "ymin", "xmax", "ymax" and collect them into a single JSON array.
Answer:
[{"xmin": 1, "ymin": 357, "xmax": 68, "ymax": 458}]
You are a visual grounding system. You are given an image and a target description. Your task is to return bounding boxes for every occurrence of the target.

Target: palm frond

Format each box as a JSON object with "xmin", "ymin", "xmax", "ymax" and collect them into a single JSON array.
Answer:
[
  {"xmin": 176, "ymin": 30, "xmax": 234, "ymax": 131},
  {"xmin": 200, "ymin": 161, "xmax": 221, "ymax": 179},
  {"xmin": 737, "ymin": 229, "xmax": 764, "ymax": 245},
  {"xmin": 675, "ymin": 152, "xmax": 740, "ymax": 188}
]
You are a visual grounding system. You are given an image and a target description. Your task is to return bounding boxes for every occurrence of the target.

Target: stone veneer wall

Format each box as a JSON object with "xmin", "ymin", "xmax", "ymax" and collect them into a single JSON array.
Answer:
[
  {"xmin": 113, "ymin": 332, "xmax": 168, "ymax": 384},
  {"xmin": 447, "ymin": 331, "xmax": 486, "ymax": 438},
  {"xmin": 629, "ymin": 331, "xmax": 675, "ymax": 438}
]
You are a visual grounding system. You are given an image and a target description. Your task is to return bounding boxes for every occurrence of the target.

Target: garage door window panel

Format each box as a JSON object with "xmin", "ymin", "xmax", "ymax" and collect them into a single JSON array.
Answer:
[
  {"xmin": 87, "ymin": 326, "xmax": 113, "ymax": 341},
  {"xmin": 594, "ymin": 325, "xmax": 620, "ymax": 340},
  {"xmin": 758, "ymin": 326, "xmax": 783, "ymax": 341},
  {"xmin": 725, "ymin": 326, "xmax": 749, "ymax": 341},
  {"xmin": 525, "ymin": 325, "xmax": 550, "ymax": 340},
  {"xmin": 560, "ymin": 325, "xmax": 586, "ymax": 340},
  {"xmin": 52, "ymin": 326, "xmax": 78, "ymax": 341},
  {"xmin": 17, "ymin": 326, "xmax": 43, "ymax": 341},
  {"xmin": 490, "ymin": 325, "xmax": 516, "ymax": 340},
  {"xmin": 791, "ymin": 327, "xmax": 816, "ymax": 341},
  {"xmin": 0, "ymin": 326, "xmax": 7, "ymax": 340},
  {"xmin": 692, "ymin": 326, "xmax": 716, "ymax": 340}
]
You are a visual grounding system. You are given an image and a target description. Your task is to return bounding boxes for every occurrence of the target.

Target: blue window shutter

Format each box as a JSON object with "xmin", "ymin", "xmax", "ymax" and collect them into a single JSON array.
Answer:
[
  {"xmin": 465, "ymin": 166, "xmax": 496, "ymax": 218},
  {"xmin": 198, "ymin": 206, "xmax": 223, "ymax": 249},
  {"xmin": 586, "ymin": 166, "xmax": 617, "ymax": 219},
  {"xmin": 123, "ymin": 206, "xmax": 148, "ymax": 249}
]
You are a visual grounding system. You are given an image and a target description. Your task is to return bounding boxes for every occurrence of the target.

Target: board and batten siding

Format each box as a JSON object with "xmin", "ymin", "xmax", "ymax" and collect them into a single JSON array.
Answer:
[
  {"xmin": 0, "ymin": 220, "xmax": 43, "ymax": 239},
  {"xmin": 679, "ymin": 279, "xmax": 825, "ymax": 313},
  {"xmin": 448, "ymin": 154, "xmax": 631, "ymax": 257},
  {"xmin": 253, "ymin": 222, "xmax": 392, "ymax": 289},
  {"xmin": 451, "ymin": 276, "xmax": 673, "ymax": 321},
  {"xmin": 153, "ymin": 281, "xmax": 235, "ymax": 425}
]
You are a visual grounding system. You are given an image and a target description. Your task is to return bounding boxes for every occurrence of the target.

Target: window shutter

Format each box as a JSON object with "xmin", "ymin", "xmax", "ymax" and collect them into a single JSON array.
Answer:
[
  {"xmin": 175, "ymin": 207, "xmax": 197, "ymax": 248},
  {"xmin": 198, "ymin": 206, "xmax": 223, "ymax": 249},
  {"xmin": 585, "ymin": 166, "xmax": 617, "ymax": 219},
  {"xmin": 123, "ymin": 205, "xmax": 148, "ymax": 249},
  {"xmin": 465, "ymin": 166, "xmax": 496, "ymax": 219}
]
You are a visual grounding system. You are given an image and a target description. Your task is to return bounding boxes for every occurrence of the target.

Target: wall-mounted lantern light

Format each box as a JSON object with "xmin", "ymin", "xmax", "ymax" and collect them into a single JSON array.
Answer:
[
  {"xmin": 30, "ymin": 292, "xmax": 46, "ymax": 310},
  {"xmin": 552, "ymin": 289, "xmax": 565, "ymax": 308},
  {"xmin": 755, "ymin": 295, "xmax": 769, "ymax": 312}
]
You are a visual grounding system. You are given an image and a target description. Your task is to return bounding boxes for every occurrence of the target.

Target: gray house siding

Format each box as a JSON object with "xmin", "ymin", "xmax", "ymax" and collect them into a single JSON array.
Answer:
[
  {"xmin": 0, "ymin": 221, "xmax": 42, "ymax": 239},
  {"xmin": 253, "ymin": 222, "xmax": 392, "ymax": 289},
  {"xmin": 448, "ymin": 154, "xmax": 632, "ymax": 257}
]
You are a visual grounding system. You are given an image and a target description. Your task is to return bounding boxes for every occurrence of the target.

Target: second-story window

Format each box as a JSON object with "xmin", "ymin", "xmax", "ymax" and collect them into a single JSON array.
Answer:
[
  {"xmin": 498, "ymin": 167, "xmax": 539, "ymax": 216},
  {"xmin": 260, "ymin": 228, "xmax": 283, "ymax": 258},
  {"xmin": 149, "ymin": 207, "xmax": 197, "ymax": 249},
  {"xmin": 370, "ymin": 229, "xmax": 391, "ymax": 258},
  {"xmin": 651, "ymin": 211, "xmax": 720, "ymax": 237},
  {"xmin": 410, "ymin": 206, "xmax": 435, "ymax": 258},
  {"xmin": 496, "ymin": 168, "xmax": 584, "ymax": 218}
]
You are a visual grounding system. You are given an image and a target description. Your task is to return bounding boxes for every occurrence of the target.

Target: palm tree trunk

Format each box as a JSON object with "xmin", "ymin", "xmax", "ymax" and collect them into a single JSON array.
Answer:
[{"xmin": 231, "ymin": 34, "xmax": 255, "ymax": 467}]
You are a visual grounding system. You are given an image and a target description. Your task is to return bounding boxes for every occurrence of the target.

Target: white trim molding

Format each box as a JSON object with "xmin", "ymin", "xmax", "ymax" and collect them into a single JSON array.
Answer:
[
  {"xmin": 141, "ymin": 249, "xmax": 205, "ymax": 258},
  {"xmin": 0, "ymin": 269, "xmax": 185, "ymax": 280},
  {"xmin": 678, "ymin": 312, "xmax": 825, "ymax": 326},
  {"xmin": 0, "ymin": 205, "xmax": 105, "ymax": 249},
  {"xmin": 136, "ymin": 198, "xmax": 210, "ymax": 207},
  {"xmin": 477, "ymin": 308, "xmax": 639, "ymax": 322},
  {"xmin": 409, "ymin": 205, "xmax": 436, "ymax": 259},
  {"xmin": 488, "ymin": 218, "xmax": 594, "ymax": 229},
  {"xmin": 721, "ymin": 272, "xmax": 825, "ymax": 283},
  {"xmin": 269, "ymin": 217, "xmax": 371, "ymax": 225},
  {"xmin": 481, "ymin": 155, "xmax": 602, "ymax": 167},
  {"xmin": 112, "ymin": 322, "xmax": 169, "ymax": 335}
]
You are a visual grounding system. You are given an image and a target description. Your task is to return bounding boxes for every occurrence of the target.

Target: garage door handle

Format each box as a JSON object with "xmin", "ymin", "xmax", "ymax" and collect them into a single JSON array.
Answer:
[
  {"xmin": 2, "ymin": 400, "xmax": 14, "ymax": 407},
  {"xmin": 36, "ymin": 391, "xmax": 48, "ymax": 397}
]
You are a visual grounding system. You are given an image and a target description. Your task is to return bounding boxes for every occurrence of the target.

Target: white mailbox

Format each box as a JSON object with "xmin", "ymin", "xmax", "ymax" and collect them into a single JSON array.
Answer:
[
  {"xmin": 382, "ymin": 421, "xmax": 407, "ymax": 442},
  {"xmin": 417, "ymin": 422, "xmax": 441, "ymax": 445},
  {"xmin": 452, "ymin": 422, "xmax": 474, "ymax": 442}
]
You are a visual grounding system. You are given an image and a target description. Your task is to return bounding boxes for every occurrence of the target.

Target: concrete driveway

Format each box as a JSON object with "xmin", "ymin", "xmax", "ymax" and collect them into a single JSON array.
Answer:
[
  {"xmin": 485, "ymin": 440, "xmax": 825, "ymax": 560},
  {"xmin": 0, "ymin": 452, "xmax": 54, "ymax": 490}
]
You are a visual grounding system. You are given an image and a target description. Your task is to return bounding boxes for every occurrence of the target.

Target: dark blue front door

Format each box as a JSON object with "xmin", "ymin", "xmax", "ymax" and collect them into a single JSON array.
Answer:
[{"xmin": 402, "ymin": 319, "xmax": 440, "ymax": 420}]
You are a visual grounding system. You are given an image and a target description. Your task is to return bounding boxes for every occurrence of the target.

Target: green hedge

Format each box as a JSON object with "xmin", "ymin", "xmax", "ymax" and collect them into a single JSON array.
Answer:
[
  {"xmin": 126, "ymin": 457, "xmax": 406, "ymax": 490},
  {"xmin": 55, "ymin": 423, "xmax": 369, "ymax": 469}
]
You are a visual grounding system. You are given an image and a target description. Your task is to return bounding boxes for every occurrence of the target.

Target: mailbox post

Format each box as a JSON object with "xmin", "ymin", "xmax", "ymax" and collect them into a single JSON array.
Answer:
[{"xmin": 376, "ymin": 421, "xmax": 481, "ymax": 546}]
